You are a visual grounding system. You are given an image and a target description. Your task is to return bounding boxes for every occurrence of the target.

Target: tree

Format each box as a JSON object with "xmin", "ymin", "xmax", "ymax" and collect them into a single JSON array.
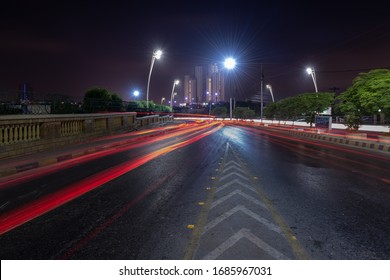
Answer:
[
  {"xmin": 211, "ymin": 106, "xmax": 227, "ymax": 117},
  {"xmin": 109, "ymin": 93, "xmax": 124, "ymax": 111},
  {"xmin": 297, "ymin": 92, "xmax": 335, "ymax": 127},
  {"xmin": 234, "ymin": 107, "xmax": 255, "ymax": 119},
  {"xmin": 336, "ymin": 69, "xmax": 390, "ymax": 129},
  {"xmin": 264, "ymin": 102, "xmax": 280, "ymax": 119},
  {"xmin": 83, "ymin": 87, "xmax": 112, "ymax": 113},
  {"xmin": 264, "ymin": 92, "xmax": 334, "ymax": 126},
  {"xmin": 83, "ymin": 87, "xmax": 124, "ymax": 113}
]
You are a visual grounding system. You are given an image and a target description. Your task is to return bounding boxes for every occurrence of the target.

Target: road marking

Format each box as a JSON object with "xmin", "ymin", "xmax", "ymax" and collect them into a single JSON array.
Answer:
[
  {"xmin": 183, "ymin": 142, "xmax": 231, "ymax": 260},
  {"xmin": 216, "ymin": 178, "xmax": 257, "ymax": 193},
  {"xmin": 250, "ymin": 186, "xmax": 310, "ymax": 260},
  {"xmin": 203, "ymin": 228, "xmax": 289, "ymax": 260},
  {"xmin": 211, "ymin": 189, "xmax": 267, "ymax": 209},
  {"xmin": 219, "ymin": 171, "xmax": 250, "ymax": 182},
  {"xmin": 185, "ymin": 140, "xmax": 309, "ymax": 260},
  {"xmin": 203, "ymin": 205, "xmax": 281, "ymax": 234},
  {"xmin": 221, "ymin": 164, "xmax": 246, "ymax": 174},
  {"xmin": 224, "ymin": 160, "xmax": 241, "ymax": 168}
]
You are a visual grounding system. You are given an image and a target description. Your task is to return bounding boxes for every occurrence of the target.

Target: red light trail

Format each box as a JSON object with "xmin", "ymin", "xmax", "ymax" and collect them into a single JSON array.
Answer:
[
  {"xmin": 0, "ymin": 122, "xmax": 223, "ymax": 235},
  {"xmin": 231, "ymin": 123, "xmax": 390, "ymax": 183}
]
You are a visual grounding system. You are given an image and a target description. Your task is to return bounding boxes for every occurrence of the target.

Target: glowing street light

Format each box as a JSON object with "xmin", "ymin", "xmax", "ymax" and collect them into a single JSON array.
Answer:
[
  {"xmin": 221, "ymin": 57, "xmax": 236, "ymax": 119},
  {"xmin": 170, "ymin": 79, "xmax": 179, "ymax": 113},
  {"xmin": 224, "ymin": 57, "xmax": 236, "ymax": 70},
  {"xmin": 133, "ymin": 90, "xmax": 140, "ymax": 98},
  {"xmin": 146, "ymin": 49, "xmax": 163, "ymax": 111},
  {"xmin": 161, "ymin": 97, "xmax": 165, "ymax": 104},
  {"xmin": 306, "ymin": 67, "xmax": 318, "ymax": 93},
  {"xmin": 266, "ymin": 84, "xmax": 275, "ymax": 103}
]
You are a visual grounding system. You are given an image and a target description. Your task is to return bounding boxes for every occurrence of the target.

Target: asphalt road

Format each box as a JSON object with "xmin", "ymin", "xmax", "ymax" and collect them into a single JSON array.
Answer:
[{"xmin": 0, "ymin": 120, "xmax": 389, "ymax": 260}]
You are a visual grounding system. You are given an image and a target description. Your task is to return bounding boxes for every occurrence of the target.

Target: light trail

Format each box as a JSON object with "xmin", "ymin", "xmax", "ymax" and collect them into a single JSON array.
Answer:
[
  {"xmin": 0, "ymin": 121, "xmax": 220, "ymax": 188},
  {"xmin": 58, "ymin": 169, "xmax": 178, "ymax": 260},
  {"xmin": 233, "ymin": 124, "xmax": 390, "ymax": 183},
  {"xmin": 232, "ymin": 122, "xmax": 390, "ymax": 161},
  {"xmin": 0, "ymin": 123, "xmax": 223, "ymax": 235}
]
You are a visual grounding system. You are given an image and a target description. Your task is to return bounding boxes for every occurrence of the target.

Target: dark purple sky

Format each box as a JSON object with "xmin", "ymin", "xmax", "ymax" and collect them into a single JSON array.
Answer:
[{"xmin": 1, "ymin": 1, "xmax": 390, "ymax": 102}]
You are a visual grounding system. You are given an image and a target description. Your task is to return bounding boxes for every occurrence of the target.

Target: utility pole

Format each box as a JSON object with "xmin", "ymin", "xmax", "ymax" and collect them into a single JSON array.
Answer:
[
  {"xmin": 230, "ymin": 98, "xmax": 232, "ymax": 120},
  {"xmin": 260, "ymin": 64, "xmax": 263, "ymax": 119}
]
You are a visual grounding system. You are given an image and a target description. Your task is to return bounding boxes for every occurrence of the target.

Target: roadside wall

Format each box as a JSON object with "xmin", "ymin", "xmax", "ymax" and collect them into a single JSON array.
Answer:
[{"xmin": 0, "ymin": 113, "xmax": 172, "ymax": 159}]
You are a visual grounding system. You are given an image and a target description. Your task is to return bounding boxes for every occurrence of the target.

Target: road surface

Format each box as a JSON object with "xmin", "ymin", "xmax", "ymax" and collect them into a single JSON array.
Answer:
[{"xmin": 0, "ymin": 120, "xmax": 389, "ymax": 259}]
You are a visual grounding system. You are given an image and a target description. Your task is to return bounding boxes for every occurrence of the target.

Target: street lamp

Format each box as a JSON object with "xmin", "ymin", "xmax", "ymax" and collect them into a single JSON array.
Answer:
[
  {"xmin": 133, "ymin": 90, "xmax": 140, "ymax": 99},
  {"xmin": 170, "ymin": 79, "xmax": 179, "ymax": 113},
  {"xmin": 224, "ymin": 57, "xmax": 236, "ymax": 70},
  {"xmin": 306, "ymin": 67, "xmax": 318, "ymax": 93},
  {"xmin": 161, "ymin": 97, "xmax": 165, "ymax": 104},
  {"xmin": 222, "ymin": 57, "xmax": 236, "ymax": 119},
  {"xmin": 266, "ymin": 84, "xmax": 275, "ymax": 103},
  {"xmin": 146, "ymin": 49, "xmax": 162, "ymax": 112}
]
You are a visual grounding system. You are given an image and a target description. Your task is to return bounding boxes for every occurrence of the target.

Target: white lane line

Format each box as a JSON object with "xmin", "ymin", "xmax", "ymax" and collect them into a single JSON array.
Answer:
[
  {"xmin": 224, "ymin": 160, "xmax": 241, "ymax": 168},
  {"xmin": 203, "ymin": 228, "xmax": 289, "ymax": 260},
  {"xmin": 221, "ymin": 164, "xmax": 246, "ymax": 175},
  {"xmin": 211, "ymin": 189, "xmax": 267, "ymax": 209},
  {"xmin": 216, "ymin": 179, "xmax": 257, "ymax": 193},
  {"xmin": 203, "ymin": 205, "xmax": 281, "ymax": 234},
  {"xmin": 219, "ymin": 172, "xmax": 250, "ymax": 182}
]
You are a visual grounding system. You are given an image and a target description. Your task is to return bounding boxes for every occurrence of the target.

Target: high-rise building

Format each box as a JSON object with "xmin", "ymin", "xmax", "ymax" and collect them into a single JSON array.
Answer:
[
  {"xmin": 183, "ymin": 75, "xmax": 196, "ymax": 104},
  {"xmin": 194, "ymin": 65, "xmax": 204, "ymax": 103},
  {"xmin": 206, "ymin": 63, "xmax": 225, "ymax": 103},
  {"xmin": 183, "ymin": 63, "xmax": 227, "ymax": 105}
]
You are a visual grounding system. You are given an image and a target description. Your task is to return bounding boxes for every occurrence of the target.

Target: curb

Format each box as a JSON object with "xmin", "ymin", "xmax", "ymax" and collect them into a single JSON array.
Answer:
[
  {"xmin": 289, "ymin": 131, "xmax": 390, "ymax": 154},
  {"xmin": 244, "ymin": 123, "xmax": 390, "ymax": 155},
  {"xmin": 0, "ymin": 146, "xmax": 106, "ymax": 179}
]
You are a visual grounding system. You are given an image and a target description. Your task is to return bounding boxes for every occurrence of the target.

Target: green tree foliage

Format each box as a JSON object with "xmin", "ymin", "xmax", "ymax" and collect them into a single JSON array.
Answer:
[
  {"xmin": 297, "ymin": 92, "xmax": 335, "ymax": 126},
  {"xmin": 110, "ymin": 93, "xmax": 124, "ymax": 111},
  {"xmin": 83, "ymin": 87, "xmax": 124, "ymax": 113},
  {"xmin": 126, "ymin": 100, "xmax": 171, "ymax": 113},
  {"xmin": 211, "ymin": 106, "xmax": 227, "ymax": 117},
  {"xmin": 263, "ymin": 102, "xmax": 280, "ymax": 119},
  {"xmin": 263, "ymin": 92, "xmax": 334, "ymax": 126},
  {"xmin": 336, "ymin": 69, "xmax": 390, "ymax": 129},
  {"xmin": 234, "ymin": 107, "xmax": 255, "ymax": 119}
]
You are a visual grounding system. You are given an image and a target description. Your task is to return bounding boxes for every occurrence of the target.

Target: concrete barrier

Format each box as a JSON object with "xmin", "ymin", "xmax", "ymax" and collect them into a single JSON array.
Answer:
[
  {"xmin": 269, "ymin": 126, "xmax": 390, "ymax": 154},
  {"xmin": 0, "ymin": 113, "xmax": 172, "ymax": 159}
]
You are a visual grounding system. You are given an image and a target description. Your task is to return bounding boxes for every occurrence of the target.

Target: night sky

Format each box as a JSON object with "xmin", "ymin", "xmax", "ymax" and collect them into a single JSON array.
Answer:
[{"xmin": 1, "ymin": 1, "xmax": 390, "ymax": 103}]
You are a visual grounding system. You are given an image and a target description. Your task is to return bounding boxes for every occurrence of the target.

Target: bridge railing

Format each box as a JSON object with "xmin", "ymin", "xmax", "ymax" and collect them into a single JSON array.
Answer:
[{"xmin": 0, "ymin": 113, "xmax": 172, "ymax": 159}]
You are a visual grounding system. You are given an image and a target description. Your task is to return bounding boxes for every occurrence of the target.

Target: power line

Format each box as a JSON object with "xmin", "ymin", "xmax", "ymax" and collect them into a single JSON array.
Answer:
[{"xmin": 318, "ymin": 67, "xmax": 390, "ymax": 73}]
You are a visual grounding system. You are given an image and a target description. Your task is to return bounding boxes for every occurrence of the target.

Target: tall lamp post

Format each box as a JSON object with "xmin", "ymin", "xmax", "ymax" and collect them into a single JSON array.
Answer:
[
  {"xmin": 221, "ymin": 57, "xmax": 236, "ymax": 119},
  {"xmin": 266, "ymin": 84, "xmax": 275, "ymax": 103},
  {"xmin": 170, "ymin": 80, "xmax": 179, "ymax": 113},
  {"xmin": 146, "ymin": 49, "xmax": 162, "ymax": 112},
  {"xmin": 306, "ymin": 67, "xmax": 318, "ymax": 93}
]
